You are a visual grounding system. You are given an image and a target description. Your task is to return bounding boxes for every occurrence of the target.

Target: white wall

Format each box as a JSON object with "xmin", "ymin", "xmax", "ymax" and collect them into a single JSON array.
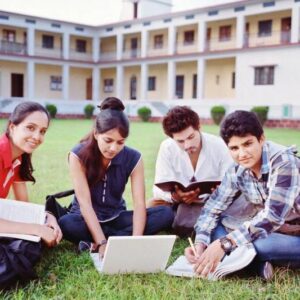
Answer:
[{"xmin": 236, "ymin": 47, "xmax": 300, "ymax": 106}]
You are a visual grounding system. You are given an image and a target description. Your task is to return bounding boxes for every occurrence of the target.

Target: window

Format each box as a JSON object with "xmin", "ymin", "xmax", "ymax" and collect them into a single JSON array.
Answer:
[
  {"xmin": 154, "ymin": 35, "xmax": 163, "ymax": 49},
  {"xmin": 219, "ymin": 25, "xmax": 232, "ymax": 41},
  {"xmin": 175, "ymin": 75, "xmax": 184, "ymax": 99},
  {"xmin": 50, "ymin": 76, "xmax": 62, "ymax": 91},
  {"xmin": 254, "ymin": 66, "xmax": 274, "ymax": 85},
  {"xmin": 184, "ymin": 30, "xmax": 194, "ymax": 45},
  {"xmin": 3, "ymin": 29, "xmax": 16, "ymax": 42},
  {"xmin": 104, "ymin": 79, "xmax": 113, "ymax": 93},
  {"xmin": 148, "ymin": 77, "xmax": 156, "ymax": 91},
  {"xmin": 232, "ymin": 72, "xmax": 235, "ymax": 89},
  {"xmin": 76, "ymin": 39, "xmax": 86, "ymax": 53},
  {"xmin": 258, "ymin": 20, "xmax": 272, "ymax": 37},
  {"xmin": 42, "ymin": 35, "xmax": 54, "ymax": 49}
]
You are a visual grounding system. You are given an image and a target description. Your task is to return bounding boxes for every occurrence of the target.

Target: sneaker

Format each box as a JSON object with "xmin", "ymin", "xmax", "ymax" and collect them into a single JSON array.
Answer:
[
  {"xmin": 258, "ymin": 261, "xmax": 274, "ymax": 281},
  {"xmin": 78, "ymin": 241, "xmax": 91, "ymax": 253}
]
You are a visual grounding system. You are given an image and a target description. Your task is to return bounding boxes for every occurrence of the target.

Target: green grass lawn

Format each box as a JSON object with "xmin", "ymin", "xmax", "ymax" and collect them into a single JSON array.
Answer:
[{"xmin": 0, "ymin": 119, "xmax": 300, "ymax": 299}]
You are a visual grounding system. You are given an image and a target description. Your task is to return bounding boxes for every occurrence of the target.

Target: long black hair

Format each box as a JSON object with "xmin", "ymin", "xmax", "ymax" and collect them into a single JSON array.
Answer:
[
  {"xmin": 78, "ymin": 97, "xmax": 129, "ymax": 186},
  {"xmin": 5, "ymin": 101, "xmax": 50, "ymax": 183}
]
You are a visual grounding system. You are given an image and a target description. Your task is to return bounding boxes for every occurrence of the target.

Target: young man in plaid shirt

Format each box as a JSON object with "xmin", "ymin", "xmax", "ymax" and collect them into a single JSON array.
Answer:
[{"xmin": 185, "ymin": 110, "xmax": 300, "ymax": 280}]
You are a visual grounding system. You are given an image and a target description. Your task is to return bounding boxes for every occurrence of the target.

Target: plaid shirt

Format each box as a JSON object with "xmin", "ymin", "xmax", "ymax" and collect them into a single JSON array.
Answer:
[{"xmin": 195, "ymin": 141, "xmax": 300, "ymax": 247}]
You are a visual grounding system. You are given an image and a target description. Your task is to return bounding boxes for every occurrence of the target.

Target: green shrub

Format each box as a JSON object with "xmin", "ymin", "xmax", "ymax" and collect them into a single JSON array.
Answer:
[
  {"xmin": 45, "ymin": 104, "xmax": 57, "ymax": 118},
  {"xmin": 251, "ymin": 106, "xmax": 269, "ymax": 126},
  {"xmin": 210, "ymin": 105, "xmax": 226, "ymax": 125},
  {"xmin": 84, "ymin": 104, "xmax": 95, "ymax": 119},
  {"xmin": 137, "ymin": 106, "xmax": 152, "ymax": 122}
]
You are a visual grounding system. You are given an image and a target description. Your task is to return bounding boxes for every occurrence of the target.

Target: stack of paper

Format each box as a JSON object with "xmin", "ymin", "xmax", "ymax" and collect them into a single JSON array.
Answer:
[{"xmin": 166, "ymin": 243, "xmax": 256, "ymax": 280}]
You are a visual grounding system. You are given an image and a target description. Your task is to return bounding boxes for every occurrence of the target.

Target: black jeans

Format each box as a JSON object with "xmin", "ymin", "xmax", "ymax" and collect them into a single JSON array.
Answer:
[{"xmin": 59, "ymin": 206, "xmax": 174, "ymax": 244}]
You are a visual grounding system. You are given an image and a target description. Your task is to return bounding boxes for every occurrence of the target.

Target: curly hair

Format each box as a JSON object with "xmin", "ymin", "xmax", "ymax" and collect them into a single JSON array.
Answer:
[
  {"xmin": 162, "ymin": 106, "xmax": 200, "ymax": 137},
  {"xmin": 220, "ymin": 110, "xmax": 264, "ymax": 144}
]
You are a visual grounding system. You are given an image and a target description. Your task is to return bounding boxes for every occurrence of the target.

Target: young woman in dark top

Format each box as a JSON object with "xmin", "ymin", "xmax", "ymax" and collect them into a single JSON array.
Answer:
[{"xmin": 59, "ymin": 97, "xmax": 174, "ymax": 257}]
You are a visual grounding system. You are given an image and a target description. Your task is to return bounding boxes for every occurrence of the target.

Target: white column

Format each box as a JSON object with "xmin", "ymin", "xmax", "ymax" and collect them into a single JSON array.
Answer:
[
  {"xmin": 198, "ymin": 19, "xmax": 206, "ymax": 52},
  {"xmin": 62, "ymin": 64, "xmax": 69, "ymax": 100},
  {"xmin": 197, "ymin": 58, "xmax": 205, "ymax": 100},
  {"xmin": 291, "ymin": 6, "xmax": 300, "ymax": 43},
  {"xmin": 236, "ymin": 15, "xmax": 245, "ymax": 48},
  {"xmin": 92, "ymin": 67, "xmax": 100, "ymax": 101},
  {"xmin": 93, "ymin": 36, "xmax": 100, "ymax": 62},
  {"xmin": 117, "ymin": 33, "xmax": 123, "ymax": 60},
  {"xmin": 168, "ymin": 26, "xmax": 175, "ymax": 55},
  {"xmin": 141, "ymin": 30, "xmax": 148, "ymax": 58},
  {"xmin": 27, "ymin": 27, "xmax": 35, "ymax": 56},
  {"xmin": 140, "ymin": 63, "xmax": 148, "ymax": 100},
  {"xmin": 116, "ymin": 65, "xmax": 124, "ymax": 99},
  {"xmin": 63, "ymin": 32, "xmax": 70, "ymax": 60},
  {"xmin": 167, "ymin": 61, "xmax": 175, "ymax": 100},
  {"xmin": 27, "ymin": 61, "xmax": 35, "ymax": 99}
]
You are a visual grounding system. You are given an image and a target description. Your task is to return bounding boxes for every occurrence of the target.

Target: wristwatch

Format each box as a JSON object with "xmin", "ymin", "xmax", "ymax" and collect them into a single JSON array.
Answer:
[
  {"xmin": 94, "ymin": 239, "xmax": 107, "ymax": 252},
  {"xmin": 219, "ymin": 237, "xmax": 234, "ymax": 255}
]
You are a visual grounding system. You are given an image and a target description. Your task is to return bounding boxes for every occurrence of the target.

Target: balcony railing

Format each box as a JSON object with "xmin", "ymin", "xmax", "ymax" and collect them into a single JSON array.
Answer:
[
  {"xmin": 35, "ymin": 45, "xmax": 62, "ymax": 58},
  {"xmin": 69, "ymin": 49, "xmax": 93, "ymax": 61},
  {"xmin": 205, "ymin": 37, "xmax": 237, "ymax": 52},
  {"xmin": 0, "ymin": 40, "xmax": 27, "ymax": 55},
  {"xmin": 122, "ymin": 49, "xmax": 141, "ymax": 59},
  {"xmin": 99, "ymin": 51, "xmax": 117, "ymax": 61},
  {"xmin": 244, "ymin": 30, "xmax": 291, "ymax": 48},
  {"xmin": 147, "ymin": 47, "xmax": 168, "ymax": 57},
  {"xmin": 175, "ymin": 41, "xmax": 198, "ymax": 54}
]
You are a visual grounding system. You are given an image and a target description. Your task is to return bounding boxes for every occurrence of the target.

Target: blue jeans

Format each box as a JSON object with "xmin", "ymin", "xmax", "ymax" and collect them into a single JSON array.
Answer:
[
  {"xmin": 211, "ymin": 223, "xmax": 300, "ymax": 268},
  {"xmin": 59, "ymin": 206, "xmax": 174, "ymax": 244}
]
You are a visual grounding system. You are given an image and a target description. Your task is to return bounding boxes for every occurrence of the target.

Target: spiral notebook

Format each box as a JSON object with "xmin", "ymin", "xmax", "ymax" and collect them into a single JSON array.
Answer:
[{"xmin": 166, "ymin": 243, "xmax": 256, "ymax": 280}]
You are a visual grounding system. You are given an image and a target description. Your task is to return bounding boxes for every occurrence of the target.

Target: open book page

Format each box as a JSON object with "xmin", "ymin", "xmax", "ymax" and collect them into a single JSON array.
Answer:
[
  {"xmin": 90, "ymin": 252, "xmax": 104, "ymax": 273},
  {"xmin": 0, "ymin": 198, "xmax": 46, "ymax": 242},
  {"xmin": 155, "ymin": 180, "xmax": 221, "ymax": 193},
  {"xmin": 166, "ymin": 244, "xmax": 256, "ymax": 280}
]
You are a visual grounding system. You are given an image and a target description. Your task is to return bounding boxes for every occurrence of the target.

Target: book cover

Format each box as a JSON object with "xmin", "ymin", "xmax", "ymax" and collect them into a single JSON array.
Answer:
[
  {"xmin": 166, "ymin": 243, "xmax": 256, "ymax": 280},
  {"xmin": 155, "ymin": 180, "xmax": 220, "ymax": 193},
  {"xmin": 0, "ymin": 198, "xmax": 46, "ymax": 242}
]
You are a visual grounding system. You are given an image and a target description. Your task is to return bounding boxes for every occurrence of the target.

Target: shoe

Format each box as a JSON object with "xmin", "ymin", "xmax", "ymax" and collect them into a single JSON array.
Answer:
[
  {"xmin": 258, "ymin": 261, "xmax": 274, "ymax": 281},
  {"xmin": 78, "ymin": 241, "xmax": 91, "ymax": 253}
]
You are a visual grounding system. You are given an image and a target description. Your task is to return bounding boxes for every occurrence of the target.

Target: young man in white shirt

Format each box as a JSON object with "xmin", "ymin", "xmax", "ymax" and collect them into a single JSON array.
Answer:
[{"xmin": 149, "ymin": 106, "xmax": 232, "ymax": 236}]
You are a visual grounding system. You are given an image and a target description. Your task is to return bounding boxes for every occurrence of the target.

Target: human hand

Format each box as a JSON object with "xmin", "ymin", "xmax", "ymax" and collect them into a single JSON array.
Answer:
[
  {"xmin": 38, "ymin": 225, "xmax": 57, "ymax": 247},
  {"xmin": 184, "ymin": 242, "xmax": 206, "ymax": 264},
  {"xmin": 193, "ymin": 239, "xmax": 225, "ymax": 277},
  {"xmin": 98, "ymin": 244, "xmax": 106, "ymax": 259},
  {"xmin": 45, "ymin": 212, "xmax": 63, "ymax": 244},
  {"xmin": 173, "ymin": 186, "xmax": 200, "ymax": 204}
]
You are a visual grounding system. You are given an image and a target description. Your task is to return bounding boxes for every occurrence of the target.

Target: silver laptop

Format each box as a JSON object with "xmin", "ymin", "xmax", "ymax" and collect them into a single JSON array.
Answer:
[{"xmin": 90, "ymin": 235, "xmax": 176, "ymax": 274}]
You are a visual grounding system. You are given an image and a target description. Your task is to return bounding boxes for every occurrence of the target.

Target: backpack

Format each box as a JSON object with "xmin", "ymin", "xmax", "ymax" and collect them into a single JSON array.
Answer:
[
  {"xmin": 45, "ymin": 189, "xmax": 74, "ymax": 220},
  {"xmin": 0, "ymin": 238, "xmax": 42, "ymax": 289}
]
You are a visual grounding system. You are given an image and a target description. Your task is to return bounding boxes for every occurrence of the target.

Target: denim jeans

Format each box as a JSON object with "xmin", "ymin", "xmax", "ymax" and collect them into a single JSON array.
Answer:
[
  {"xmin": 211, "ymin": 223, "xmax": 300, "ymax": 268},
  {"xmin": 59, "ymin": 206, "xmax": 174, "ymax": 244}
]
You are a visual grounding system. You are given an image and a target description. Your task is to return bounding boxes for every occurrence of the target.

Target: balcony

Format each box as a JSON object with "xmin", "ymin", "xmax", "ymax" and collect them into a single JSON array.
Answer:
[
  {"xmin": 147, "ymin": 47, "xmax": 168, "ymax": 57},
  {"xmin": 69, "ymin": 49, "xmax": 93, "ymax": 61},
  {"xmin": 175, "ymin": 41, "xmax": 198, "ymax": 54},
  {"xmin": 122, "ymin": 49, "xmax": 141, "ymax": 60},
  {"xmin": 205, "ymin": 36, "xmax": 237, "ymax": 52},
  {"xmin": 244, "ymin": 30, "xmax": 291, "ymax": 48},
  {"xmin": 99, "ymin": 51, "xmax": 117, "ymax": 61},
  {"xmin": 35, "ymin": 45, "xmax": 62, "ymax": 58},
  {"xmin": 0, "ymin": 40, "xmax": 27, "ymax": 55}
]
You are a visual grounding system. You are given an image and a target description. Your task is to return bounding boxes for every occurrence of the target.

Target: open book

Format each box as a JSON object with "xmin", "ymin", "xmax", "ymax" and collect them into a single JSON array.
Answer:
[
  {"xmin": 0, "ymin": 198, "xmax": 46, "ymax": 242},
  {"xmin": 155, "ymin": 180, "xmax": 220, "ymax": 193},
  {"xmin": 166, "ymin": 243, "xmax": 256, "ymax": 280}
]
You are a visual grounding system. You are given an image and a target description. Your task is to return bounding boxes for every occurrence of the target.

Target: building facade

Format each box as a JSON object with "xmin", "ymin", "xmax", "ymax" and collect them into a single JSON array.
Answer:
[{"xmin": 0, "ymin": 0, "xmax": 300, "ymax": 121}]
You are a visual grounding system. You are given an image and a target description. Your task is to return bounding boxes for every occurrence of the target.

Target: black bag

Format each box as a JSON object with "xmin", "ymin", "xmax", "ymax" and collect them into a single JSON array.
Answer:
[
  {"xmin": 45, "ymin": 189, "xmax": 74, "ymax": 220},
  {"xmin": 0, "ymin": 238, "xmax": 42, "ymax": 289},
  {"xmin": 172, "ymin": 203, "xmax": 204, "ymax": 238}
]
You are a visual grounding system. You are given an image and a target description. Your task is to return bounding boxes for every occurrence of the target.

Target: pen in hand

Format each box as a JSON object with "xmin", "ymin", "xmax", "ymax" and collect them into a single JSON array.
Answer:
[{"xmin": 188, "ymin": 237, "xmax": 197, "ymax": 257}]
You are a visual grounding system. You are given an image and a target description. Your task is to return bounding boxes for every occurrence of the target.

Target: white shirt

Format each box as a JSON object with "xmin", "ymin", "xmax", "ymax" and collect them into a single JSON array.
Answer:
[{"xmin": 153, "ymin": 132, "xmax": 233, "ymax": 202}]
